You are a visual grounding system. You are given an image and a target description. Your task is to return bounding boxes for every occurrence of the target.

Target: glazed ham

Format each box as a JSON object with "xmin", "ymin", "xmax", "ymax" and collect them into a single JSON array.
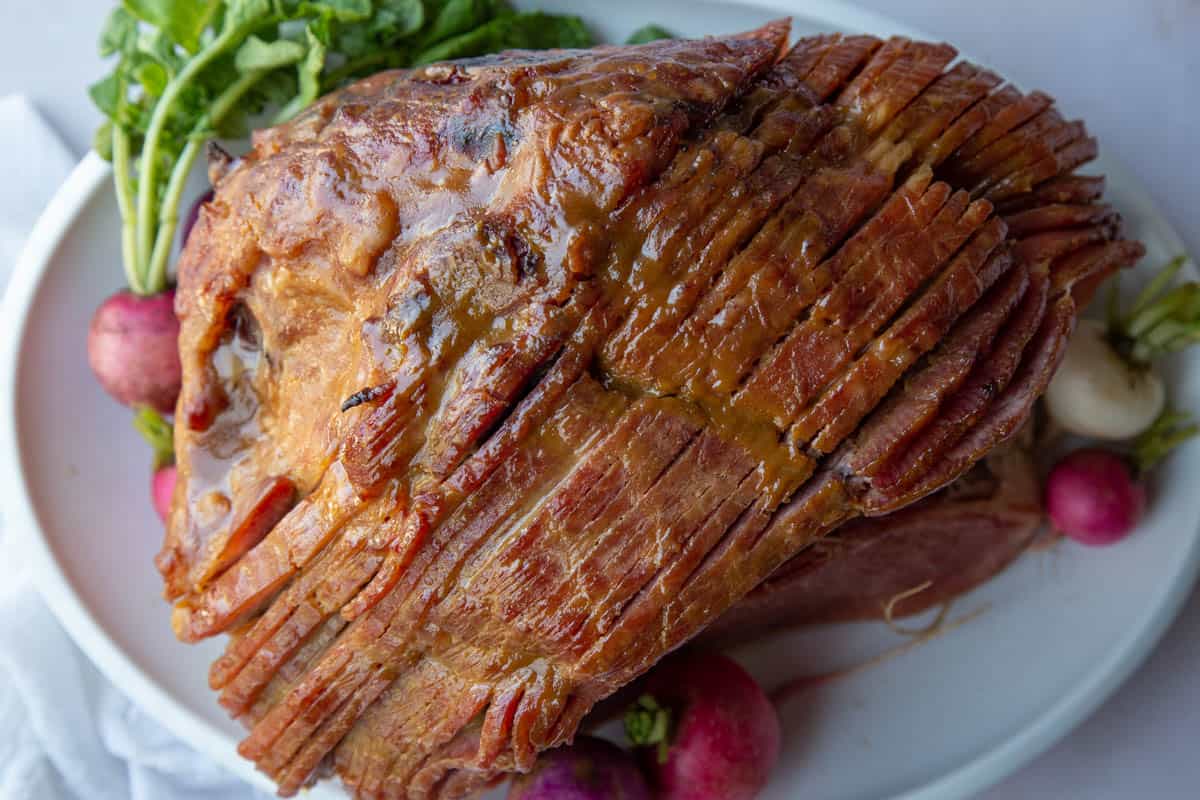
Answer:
[{"xmin": 162, "ymin": 23, "xmax": 1141, "ymax": 798}]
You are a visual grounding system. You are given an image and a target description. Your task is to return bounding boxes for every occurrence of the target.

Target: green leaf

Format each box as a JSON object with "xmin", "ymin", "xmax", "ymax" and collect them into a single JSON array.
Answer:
[
  {"xmin": 330, "ymin": 0, "xmax": 424, "ymax": 68},
  {"xmin": 132, "ymin": 406, "xmax": 175, "ymax": 469},
  {"xmin": 291, "ymin": 0, "xmax": 373, "ymax": 21},
  {"xmin": 422, "ymin": 0, "xmax": 504, "ymax": 45},
  {"xmin": 274, "ymin": 25, "xmax": 327, "ymax": 122},
  {"xmin": 217, "ymin": 68, "xmax": 297, "ymax": 137},
  {"xmin": 259, "ymin": 68, "xmax": 302, "ymax": 104},
  {"xmin": 1134, "ymin": 407, "xmax": 1199, "ymax": 473},
  {"xmin": 236, "ymin": 35, "xmax": 307, "ymax": 71},
  {"xmin": 415, "ymin": 11, "xmax": 592, "ymax": 64},
  {"xmin": 298, "ymin": 25, "xmax": 328, "ymax": 94},
  {"xmin": 380, "ymin": 0, "xmax": 425, "ymax": 37},
  {"xmin": 99, "ymin": 7, "xmax": 138, "ymax": 56},
  {"xmin": 133, "ymin": 60, "xmax": 170, "ymax": 97},
  {"xmin": 1110, "ymin": 255, "xmax": 1200, "ymax": 364},
  {"xmin": 1128, "ymin": 255, "xmax": 1186, "ymax": 319},
  {"xmin": 624, "ymin": 694, "xmax": 673, "ymax": 765},
  {"xmin": 135, "ymin": 28, "xmax": 188, "ymax": 79},
  {"xmin": 625, "ymin": 24, "xmax": 673, "ymax": 44},
  {"xmin": 88, "ymin": 71, "xmax": 124, "ymax": 118},
  {"xmin": 93, "ymin": 120, "xmax": 115, "ymax": 161},
  {"xmin": 123, "ymin": 0, "xmax": 221, "ymax": 53},
  {"xmin": 222, "ymin": 0, "xmax": 273, "ymax": 35}
]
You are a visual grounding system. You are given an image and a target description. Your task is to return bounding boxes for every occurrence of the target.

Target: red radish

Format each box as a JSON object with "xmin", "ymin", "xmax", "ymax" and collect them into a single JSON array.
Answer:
[
  {"xmin": 508, "ymin": 736, "xmax": 649, "ymax": 800},
  {"xmin": 152, "ymin": 465, "xmax": 175, "ymax": 522},
  {"xmin": 626, "ymin": 652, "xmax": 780, "ymax": 800},
  {"xmin": 1045, "ymin": 448, "xmax": 1146, "ymax": 546},
  {"xmin": 87, "ymin": 288, "xmax": 181, "ymax": 414},
  {"xmin": 181, "ymin": 189, "xmax": 214, "ymax": 247},
  {"xmin": 152, "ymin": 464, "xmax": 177, "ymax": 522}
]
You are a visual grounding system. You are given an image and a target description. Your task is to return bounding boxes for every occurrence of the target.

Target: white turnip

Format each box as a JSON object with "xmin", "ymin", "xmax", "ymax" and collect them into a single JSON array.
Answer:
[
  {"xmin": 1046, "ymin": 256, "xmax": 1198, "ymax": 440},
  {"xmin": 1044, "ymin": 320, "xmax": 1165, "ymax": 440},
  {"xmin": 88, "ymin": 289, "xmax": 181, "ymax": 415}
]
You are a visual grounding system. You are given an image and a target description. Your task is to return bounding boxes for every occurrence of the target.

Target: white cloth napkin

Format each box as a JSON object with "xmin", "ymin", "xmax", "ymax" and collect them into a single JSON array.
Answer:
[{"xmin": 0, "ymin": 95, "xmax": 269, "ymax": 800}]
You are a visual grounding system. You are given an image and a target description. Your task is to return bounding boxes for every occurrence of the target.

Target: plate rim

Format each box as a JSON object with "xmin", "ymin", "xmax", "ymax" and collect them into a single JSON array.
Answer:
[
  {"xmin": 3, "ymin": 2, "xmax": 1199, "ymax": 797},
  {"xmin": 0, "ymin": 153, "xmax": 276, "ymax": 790}
]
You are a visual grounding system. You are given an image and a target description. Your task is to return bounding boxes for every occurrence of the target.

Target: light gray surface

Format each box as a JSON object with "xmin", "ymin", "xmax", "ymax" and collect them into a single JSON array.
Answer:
[{"xmin": 1, "ymin": 1, "xmax": 1197, "ymax": 798}]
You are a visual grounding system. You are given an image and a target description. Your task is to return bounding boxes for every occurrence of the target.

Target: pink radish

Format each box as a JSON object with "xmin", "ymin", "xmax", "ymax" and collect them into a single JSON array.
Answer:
[
  {"xmin": 1045, "ymin": 448, "xmax": 1145, "ymax": 546},
  {"xmin": 87, "ymin": 288, "xmax": 181, "ymax": 415},
  {"xmin": 152, "ymin": 464, "xmax": 177, "ymax": 523},
  {"xmin": 626, "ymin": 651, "xmax": 780, "ymax": 800}
]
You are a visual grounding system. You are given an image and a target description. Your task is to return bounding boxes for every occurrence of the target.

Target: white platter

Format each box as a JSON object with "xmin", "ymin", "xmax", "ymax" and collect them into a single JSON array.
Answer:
[{"xmin": 2, "ymin": 2, "xmax": 1199, "ymax": 799}]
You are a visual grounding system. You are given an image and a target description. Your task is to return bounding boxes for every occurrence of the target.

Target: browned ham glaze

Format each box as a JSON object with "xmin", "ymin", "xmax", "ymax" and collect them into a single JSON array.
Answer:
[{"xmin": 162, "ymin": 22, "xmax": 1142, "ymax": 798}]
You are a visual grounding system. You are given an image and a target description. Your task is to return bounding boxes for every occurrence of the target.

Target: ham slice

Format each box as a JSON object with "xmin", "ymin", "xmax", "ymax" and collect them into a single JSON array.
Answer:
[{"xmin": 704, "ymin": 431, "xmax": 1043, "ymax": 643}]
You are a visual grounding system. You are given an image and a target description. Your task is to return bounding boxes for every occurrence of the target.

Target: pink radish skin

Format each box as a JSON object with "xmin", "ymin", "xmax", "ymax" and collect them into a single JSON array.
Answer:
[
  {"xmin": 152, "ymin": 464, "xmax": 177, "ymax": 523},
  {"xmin": 637, "ymin": 652, "xmax": 780, "ymax": 800},
  {"xmin": 87, "ymin": 289, "xmax": 181, "ymax": 415},
  {"xmin": 1045, "ymin": 448, "xmax": 1146, "ymax": 546}
]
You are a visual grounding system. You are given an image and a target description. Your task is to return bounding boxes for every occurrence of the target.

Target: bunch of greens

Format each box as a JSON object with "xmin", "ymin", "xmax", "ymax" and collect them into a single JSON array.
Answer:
[
  {"xmin": 89, "ymin": 0, "xmax": 592, "ymax": 297},
  {"xmin": 1106, "ymin": 255, "xmax": 1200, "ymax": 365},
  {"xmin": 1134, "ymin": 407, "xmax": 1200, "ymax": 473}
]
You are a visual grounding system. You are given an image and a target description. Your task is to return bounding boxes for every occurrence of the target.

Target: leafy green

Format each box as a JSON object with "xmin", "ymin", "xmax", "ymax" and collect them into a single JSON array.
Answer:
[
  {"xmin": 88, "ymin": 71, "xmax": 124, "ymax": 119},
  {"xmin": 624, "ymin": 694, "xmax": 673, "ymax": 765},
  {"xmin": 100, "ymin": 7, "xmax": 139, "ymax": 57},
  {"xmin": 275, "ymin": 26, "xmax": 329, "ymax": 122},
  {"xmin": 1107, "ymin": 255, "xmax": 1200, "ymax": 365},
  {"xmin": 236, "ymin": 35, "xmax": 307, "ymax": 71},
  {"xmin": 132, "ymin": 406, "xmax": 175, "ymax": 469},
  {"xmin": 380, "ymin": 0, "xmax": 424, "ymax": 34},
  {"xmin": 331, "ymin": 0, "xmax": 423, "ymax": 65},
  {"xmin": 625, "ymin": 24, "xmax": 673, "ymax": 44},
  {"xmin": 220, "ymin": 0, "xmax": 271, "ymax": 35},
  {"xmin": 416, "ymin": 12, "xmax": 592, "ymax": 63},
  {"xmin": 422, "ymin": 0, "xmax": 504, "ymax": 44},
  {"xmin": 124, "ymin": 0, "xmax": 221, "ymax": 54},
  {"xmin": 291, "ymin": 0, "xmax": 373, "ymax": 21},
  {"xmin": 93, "ymin": 120, "xmax": 115, "ymax": 161},
  {"xmin": 90, "ymin": 0, "xmax": 592, "ymax": 297},
  {"xmin": 1134, "ymin": 407, "xmax": 1199, "ymax": 473}
]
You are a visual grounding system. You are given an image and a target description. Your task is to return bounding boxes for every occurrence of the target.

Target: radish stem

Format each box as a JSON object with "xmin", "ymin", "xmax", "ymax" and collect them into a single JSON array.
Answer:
[
  {"xmin": 145, "ymin": 68, "xmax": 268, "ymax": 293},
  {"xmin": 111, "ymin": 122, "xmax": 141, "ymax": 294},
  {"xmin": 134, "ymin": 24, "xmax": 244, "ymax": 288}
]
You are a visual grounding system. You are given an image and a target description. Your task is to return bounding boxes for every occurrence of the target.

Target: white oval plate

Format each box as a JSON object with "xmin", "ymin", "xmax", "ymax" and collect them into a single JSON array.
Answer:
[{"xmin": 3, "ymin": 2, "xmax": 1199, "ymax": 798}]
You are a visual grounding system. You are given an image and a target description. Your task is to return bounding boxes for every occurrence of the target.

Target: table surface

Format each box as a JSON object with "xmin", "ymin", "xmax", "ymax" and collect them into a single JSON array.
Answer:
[{"xmin": 4, "ymin": 1, "xmax": 1198, "ymax": 798}]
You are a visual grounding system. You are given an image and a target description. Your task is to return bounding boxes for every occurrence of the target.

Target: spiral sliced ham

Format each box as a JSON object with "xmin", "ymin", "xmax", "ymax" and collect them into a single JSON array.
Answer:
[{"xmin": 162, "ymin": 22, "xmax": 1142, "ymax": 798}]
